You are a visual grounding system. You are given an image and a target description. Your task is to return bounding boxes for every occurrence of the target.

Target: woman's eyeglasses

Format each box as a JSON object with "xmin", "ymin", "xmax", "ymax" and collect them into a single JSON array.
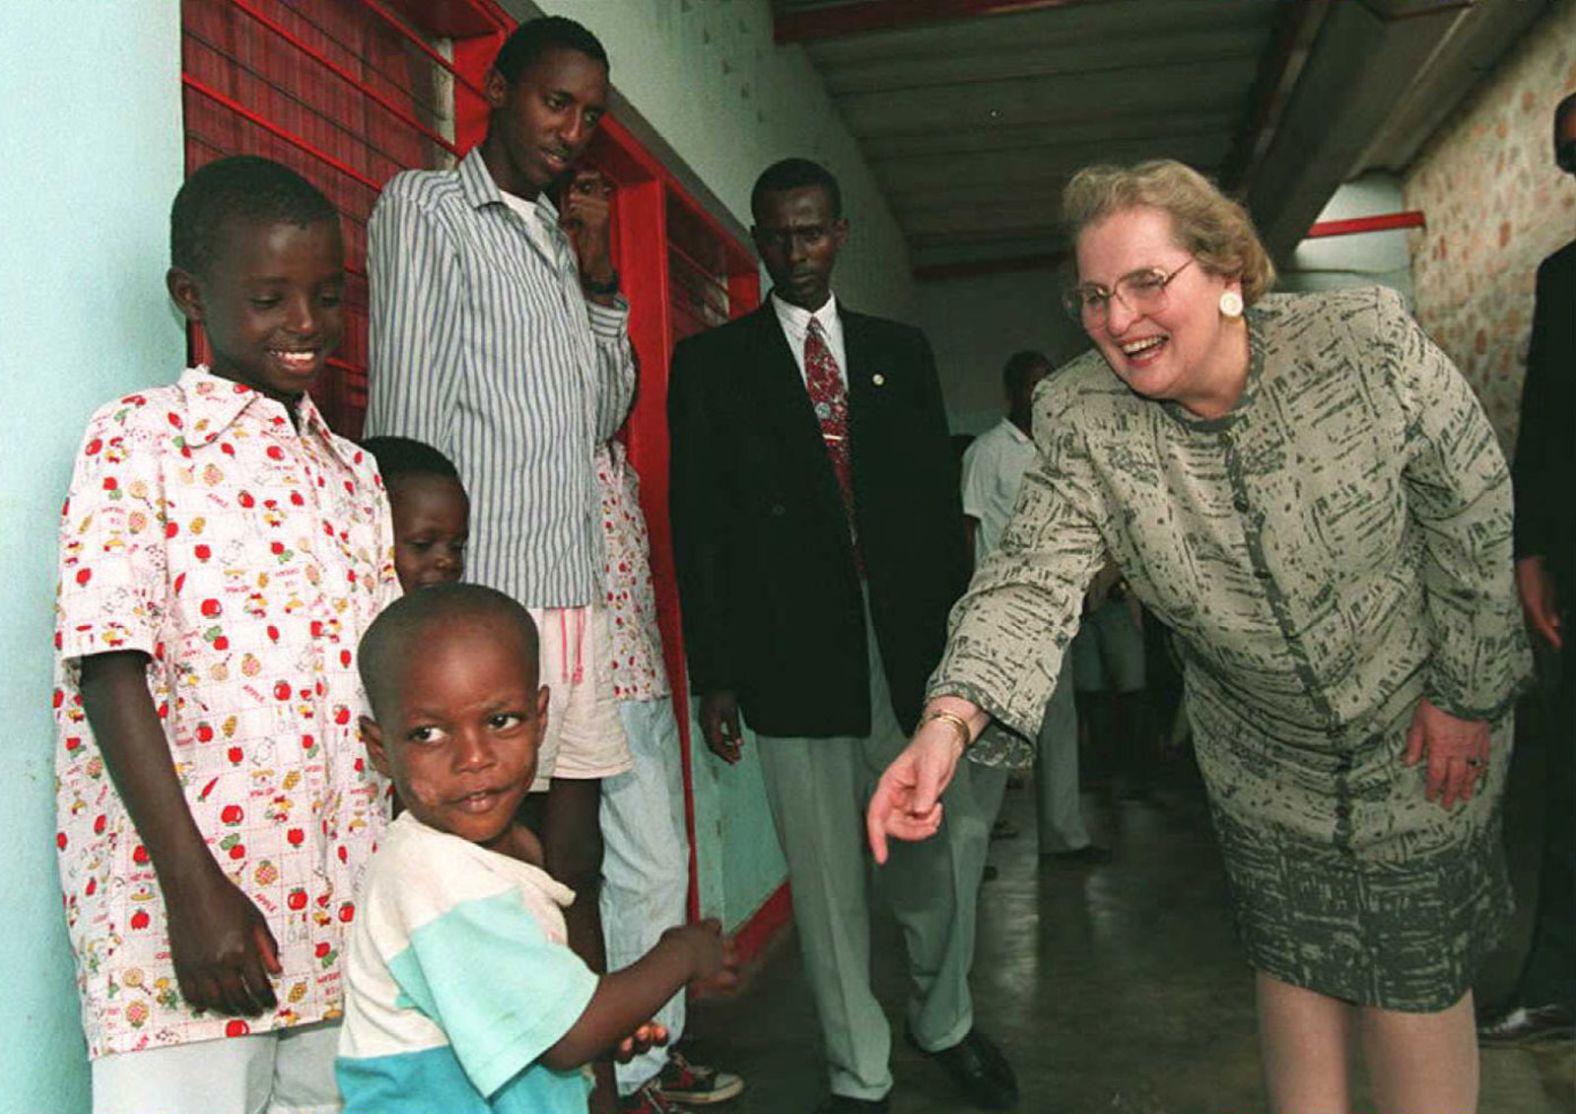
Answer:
[{"xmin": 1062, "ymin": 258, "xmax": 1195, "ymax": 325}]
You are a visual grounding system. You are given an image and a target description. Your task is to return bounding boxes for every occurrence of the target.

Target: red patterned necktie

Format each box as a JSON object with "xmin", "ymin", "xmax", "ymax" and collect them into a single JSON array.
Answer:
[{"xmin": 804, "ymin": 316, "xmax": 862, "ymax": 572}]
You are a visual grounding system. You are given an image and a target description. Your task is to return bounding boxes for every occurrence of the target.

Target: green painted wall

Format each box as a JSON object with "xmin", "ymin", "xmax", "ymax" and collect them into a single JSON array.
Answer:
[{"xmin": 0, "ymin": 3, "xmax": 186, "ymax": 1109}]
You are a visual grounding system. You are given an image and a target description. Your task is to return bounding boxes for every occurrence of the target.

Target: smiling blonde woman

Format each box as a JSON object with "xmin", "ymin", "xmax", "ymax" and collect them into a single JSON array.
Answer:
[{"xmin": 869, "ymin": 160, "xmax": 1532, "ymax": 1113}]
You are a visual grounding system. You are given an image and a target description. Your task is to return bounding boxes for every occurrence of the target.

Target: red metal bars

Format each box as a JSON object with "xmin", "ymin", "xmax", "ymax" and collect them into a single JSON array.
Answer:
[
  {"xmin": 228, "ymin": 0, "xmax": 460, "ymax": 158},
  {"xmin": 182, "ymin": 73, "xmax": 383, "ymax": 194},
  {"xmin": 666, "ymin": 238, "xmax": 735, "ymax": 292},
  {"xmin": 358, "ymin": 0, "xmax": 489, "ymax": 103}
]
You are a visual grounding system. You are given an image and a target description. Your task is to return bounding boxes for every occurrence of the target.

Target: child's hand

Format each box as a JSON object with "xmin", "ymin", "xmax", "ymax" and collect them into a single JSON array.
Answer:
[
  {"xmin": 666, "ymin": 918, "xmax": 740, "ymax": 998},
  {"xmin": 613, "ymin": 1021, "xmax": 669, "ymax": 1063},
  {"xmin": 165, "ymin": 866, "xmax": 282, "ymax": 1017}
]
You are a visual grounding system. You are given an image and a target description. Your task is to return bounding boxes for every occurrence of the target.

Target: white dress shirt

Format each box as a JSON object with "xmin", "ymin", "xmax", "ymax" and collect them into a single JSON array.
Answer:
[
  {"xmin": 960, "ymin": 417, "xmax": 1037, "ymax": 560},
  {"xmin": 500, "ymin": 188, "xmax": 559, "ymax": 260},
  {"xmin": 771, "ymin": 291, "xmax": 848, "ymax": 389}
]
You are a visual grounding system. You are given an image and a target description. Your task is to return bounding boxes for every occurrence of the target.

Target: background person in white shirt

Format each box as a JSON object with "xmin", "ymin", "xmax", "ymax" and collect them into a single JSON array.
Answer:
[{"xmin": 961, "ymin": 351, "xmax": 1111, "ymax": 865}]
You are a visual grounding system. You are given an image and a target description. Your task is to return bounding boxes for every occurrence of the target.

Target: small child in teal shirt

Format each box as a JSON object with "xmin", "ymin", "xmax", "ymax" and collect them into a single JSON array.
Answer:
[{"xmin": 336, "ymin": 584, "xmax": 736, "ymax": 1112}]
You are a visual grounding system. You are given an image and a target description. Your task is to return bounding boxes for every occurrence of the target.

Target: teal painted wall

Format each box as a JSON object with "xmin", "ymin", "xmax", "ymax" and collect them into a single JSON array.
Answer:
[
  {"xmin": 0, "ymin": 3, "xmax": 186, "ymax": 1108},
  {"xmin": 684, "ymin": 715, "xmax": 781, "ymax": 932}
]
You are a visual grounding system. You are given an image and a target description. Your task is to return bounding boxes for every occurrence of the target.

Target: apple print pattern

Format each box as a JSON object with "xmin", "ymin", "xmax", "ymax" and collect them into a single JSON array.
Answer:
[
  {"xmin": 52, "ymin": 368, "xmax": 400, "ymax": 1057},
  {"xmin": 595, "ymin": 441, "xmax": 668, "ymax": 703}
]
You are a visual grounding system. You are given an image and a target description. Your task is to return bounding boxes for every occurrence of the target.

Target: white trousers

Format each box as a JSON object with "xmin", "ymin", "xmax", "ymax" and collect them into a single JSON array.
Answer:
[
  {"xmin": 600, "ymin": 696, "xmax": 692, "ymax": 1095},
  {"xmin": 91, "ymin": 1020, "xmax": 341, "ymax": 1114},
  {"xmin": 974, "ymin": 656, "xmax": 1092, "ymax": 854}
]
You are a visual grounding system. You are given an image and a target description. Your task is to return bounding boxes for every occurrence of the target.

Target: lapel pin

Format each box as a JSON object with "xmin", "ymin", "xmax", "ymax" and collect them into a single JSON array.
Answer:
[{"xmin": 872, "ymin": 373, "xmax": 886, "ymax": 387}]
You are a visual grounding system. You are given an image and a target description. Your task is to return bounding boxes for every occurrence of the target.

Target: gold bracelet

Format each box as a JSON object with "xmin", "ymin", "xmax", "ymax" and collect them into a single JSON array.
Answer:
[{"xmin": 919, "ymin": 709, "xmax": 973, "ymax": 751}]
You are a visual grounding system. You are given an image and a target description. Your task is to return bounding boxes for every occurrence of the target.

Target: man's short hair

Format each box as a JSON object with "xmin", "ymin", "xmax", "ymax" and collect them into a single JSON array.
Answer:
[
  {"xmin": 751, "ymin": 158, "xmax": 843, "ymax": 221},
  {"xmin": 1557, "ymin": 92, "xmax": 1576, "ymax": 133},
  {"xmin": 1003, "ymin": 349, "xmax": 1052, "ymax": 396},
  {"xmin": 170, "ymin": 156, "xmax": 337, "ymax": 277},
  {"xmin": 361, "ymin": 436, "xmax": 461, "ymax": 486},
  {"xmin": 492, "ymin": 16, "xmax": 608, "ymax": 85}
]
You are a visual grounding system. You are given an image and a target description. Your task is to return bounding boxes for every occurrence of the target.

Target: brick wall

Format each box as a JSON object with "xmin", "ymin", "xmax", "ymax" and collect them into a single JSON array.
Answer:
[{"xmin": 1403, "ymin": 0, "xmax": 1576, "ymax": 451}]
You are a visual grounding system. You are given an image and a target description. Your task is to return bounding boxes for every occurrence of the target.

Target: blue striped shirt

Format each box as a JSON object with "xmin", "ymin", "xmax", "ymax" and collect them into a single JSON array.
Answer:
[{"xmin": 365, "ymin": 149, "xmax": 636, "ymax": 607}]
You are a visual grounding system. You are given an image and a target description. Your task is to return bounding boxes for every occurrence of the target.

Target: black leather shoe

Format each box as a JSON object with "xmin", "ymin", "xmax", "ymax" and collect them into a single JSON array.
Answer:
[
  {"xmin": 814, "ymin": 1095, "xmax": 890, "ymax": 1113},
  {"xmin": 1477, "ymin": 1003, "xmax": 1575, "ymax": 1045},
  {"xmin": 908, "ymin": 1028, "xmax": 1018, "ymax": 1110}
]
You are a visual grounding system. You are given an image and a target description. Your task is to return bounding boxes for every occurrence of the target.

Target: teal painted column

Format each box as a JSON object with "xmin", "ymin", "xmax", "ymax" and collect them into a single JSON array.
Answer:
[
  {"xmin": 0, "ymin": 3, "xmax": 185, "ymax": 1109},
  {"xmin": 685, "ymin": 712, "xmax": 787, "ymax": 933}
]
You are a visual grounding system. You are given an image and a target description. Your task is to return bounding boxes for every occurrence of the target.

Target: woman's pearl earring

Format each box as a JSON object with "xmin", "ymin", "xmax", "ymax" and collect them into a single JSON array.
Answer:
[{"xmin": 1219, "ymin": 290, "xmax": 1244, "ymax": 318}]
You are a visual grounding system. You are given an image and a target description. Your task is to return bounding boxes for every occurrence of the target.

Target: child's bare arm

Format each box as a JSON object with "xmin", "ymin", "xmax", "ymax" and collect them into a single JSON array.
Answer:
[
  {"xmin": 541, "ymin": 920, "xmax": 738, "ymax": 1070},
  {"xmin": 79, "ymin": 650, "xmax": 281, "ymax": 1017}
]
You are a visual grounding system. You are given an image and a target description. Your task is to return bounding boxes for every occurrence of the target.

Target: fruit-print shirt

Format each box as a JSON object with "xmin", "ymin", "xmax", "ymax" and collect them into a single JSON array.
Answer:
[
  {"xmin": 53, "ymin": 367, "xmax": 400, "ymax": 1058},
  {"xmin": 596, "ymin": 441, "xmax": 669, "ymax": 703}
]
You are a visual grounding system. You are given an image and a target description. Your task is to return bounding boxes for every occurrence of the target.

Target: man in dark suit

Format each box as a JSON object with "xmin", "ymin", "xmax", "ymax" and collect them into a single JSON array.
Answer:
[
  {"xmin": 668, "ymin": 158, "xmax": 1016, "ymax": 1114},
  {"xmin": 1479, "ymin": 91, "xmax": 1576, "ymax": 1047}
]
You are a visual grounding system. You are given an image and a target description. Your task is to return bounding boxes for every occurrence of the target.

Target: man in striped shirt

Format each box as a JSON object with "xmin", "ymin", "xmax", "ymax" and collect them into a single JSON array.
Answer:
[{"xmin": 364, "ymin": 16, "xmax": 642, "ymax": 1112}]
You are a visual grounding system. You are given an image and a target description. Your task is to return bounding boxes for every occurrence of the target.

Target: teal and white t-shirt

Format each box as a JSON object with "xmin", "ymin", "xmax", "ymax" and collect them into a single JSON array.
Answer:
[{"xmin": 336, "ymin": 812, "xmax": 599, "ymax": 1113}]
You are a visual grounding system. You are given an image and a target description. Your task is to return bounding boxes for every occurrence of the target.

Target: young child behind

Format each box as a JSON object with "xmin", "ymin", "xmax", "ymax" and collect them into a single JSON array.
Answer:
[
  {"xmin": 594, "ymin": 439, "xmax": 743, "ymax": 1110},
  {"xmin": 337, "ymin": 584, "xmax": 737, "ymax": 1112},
  {"xmin": 53, "ymin": 156, "xmax": 398, "ymax": 1114},
  {"xmin": 362, "ymin": 436, "xmax": 469, "ymax": 592}
]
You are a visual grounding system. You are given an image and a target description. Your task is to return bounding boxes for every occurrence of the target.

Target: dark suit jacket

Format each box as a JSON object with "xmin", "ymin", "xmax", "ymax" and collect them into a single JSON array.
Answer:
[
  {"xmin": 667, "ymin": 300, "xmax": 969, "ymax": 738},
  {"xmin": 1513, "ymin": 240, "xmax": 1575, "ymax": 593}
]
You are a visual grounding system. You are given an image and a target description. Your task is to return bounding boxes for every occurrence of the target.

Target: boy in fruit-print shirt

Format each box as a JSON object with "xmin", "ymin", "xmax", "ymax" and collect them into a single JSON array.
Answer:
[{"xmin": 52, "ymin": 156, "xmax": 398, "ymax": 1114}]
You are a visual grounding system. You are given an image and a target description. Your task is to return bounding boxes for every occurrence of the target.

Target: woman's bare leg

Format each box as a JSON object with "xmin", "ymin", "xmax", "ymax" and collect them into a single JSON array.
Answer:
[
  {"xmin": 1359, "ymin": 990, "xmax": 1477, "ymax": 1114},
  {"xmin": 1257, "ymin": 971, "xmax": 1353, "ymax": 1113}
]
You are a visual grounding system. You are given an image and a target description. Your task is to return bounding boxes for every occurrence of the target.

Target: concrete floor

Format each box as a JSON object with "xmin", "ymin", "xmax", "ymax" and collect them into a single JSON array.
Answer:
[{"xmin": 683, "ymin": 734, "xmax": 1575, "ymax": 1113}]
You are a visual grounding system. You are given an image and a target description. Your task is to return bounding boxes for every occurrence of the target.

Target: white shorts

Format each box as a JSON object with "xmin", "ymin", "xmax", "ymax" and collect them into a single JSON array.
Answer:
[
  {"xmin": 529, "ymin": 601, "xmax": 633, "ymax": 792},
  {"xmin": 92, "ymin": 1020, "xmax": 340, "ymax": 1114}
]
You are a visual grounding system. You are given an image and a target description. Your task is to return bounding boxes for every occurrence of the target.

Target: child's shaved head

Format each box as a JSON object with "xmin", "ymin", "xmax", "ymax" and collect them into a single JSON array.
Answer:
[
  {"xmin": 359, "ymin": 584, "xmax": 546, "ymax": 848},
  {"xmin": 359, "ymin": 584, "xmax": 538, "ymax": 720}
]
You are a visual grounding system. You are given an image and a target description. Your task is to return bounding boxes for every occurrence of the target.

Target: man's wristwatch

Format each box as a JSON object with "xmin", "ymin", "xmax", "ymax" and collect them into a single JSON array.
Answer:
[{"xmin": 583, "ymin": 269, "xmax": 620, "ymax": 296}]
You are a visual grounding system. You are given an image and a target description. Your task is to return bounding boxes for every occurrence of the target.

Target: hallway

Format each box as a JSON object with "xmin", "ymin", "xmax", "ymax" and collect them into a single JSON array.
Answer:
[{"xmin": 686, "ymin": 738, "xmax": 1576, "ymax": 1113}]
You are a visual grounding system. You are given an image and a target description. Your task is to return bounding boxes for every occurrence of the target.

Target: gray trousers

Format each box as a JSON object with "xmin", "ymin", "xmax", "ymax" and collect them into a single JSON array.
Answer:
[
  {"xmin": 974, "ymin": 657, "xmax": 1092, "ymax": 854},
  {"xmin": 756, "ymin": 605, "xmax": 984, "ymax": 1101}
]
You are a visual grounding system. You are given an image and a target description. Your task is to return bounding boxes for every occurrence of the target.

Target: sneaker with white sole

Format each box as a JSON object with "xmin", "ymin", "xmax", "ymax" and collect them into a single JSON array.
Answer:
[
  {"xmin": 654, "ymin": 1048, "xmax": 745, "ymax": 1105},
  {"xmin": 619, "ymin": 1078, "xmax": 680, "ymax": 1113}
]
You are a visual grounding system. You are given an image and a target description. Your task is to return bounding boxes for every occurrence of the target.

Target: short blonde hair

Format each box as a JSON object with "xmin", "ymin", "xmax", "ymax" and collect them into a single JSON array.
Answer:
[{"xmin": 1062, "ymin": 160, "xmax": 1276, "ymax": 306}]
